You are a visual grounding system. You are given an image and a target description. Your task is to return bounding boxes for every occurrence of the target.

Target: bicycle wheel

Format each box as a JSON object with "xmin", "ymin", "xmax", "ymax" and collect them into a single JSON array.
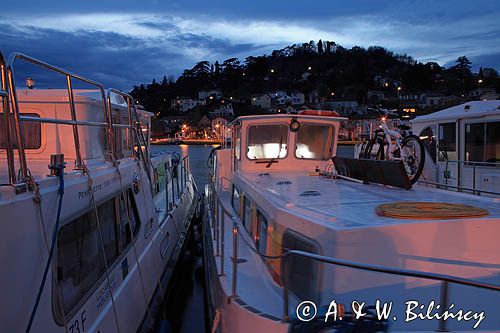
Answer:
[
  {"xmin": 400, "ymin": 134, "xmax": 425, "ymax": 184},
  {"xmin": 363, "ymin": 137, "xmax": 386, "ymax": 160}
]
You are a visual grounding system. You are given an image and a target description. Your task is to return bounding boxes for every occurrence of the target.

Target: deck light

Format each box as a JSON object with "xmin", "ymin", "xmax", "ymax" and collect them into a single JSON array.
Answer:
[
  {"xmin": 26, "ymin": 77, "xmax": 35, "ymax": 90},
  {"xmin": 290, "ymin": 118, "xmax": 300, "ymax": 132}
]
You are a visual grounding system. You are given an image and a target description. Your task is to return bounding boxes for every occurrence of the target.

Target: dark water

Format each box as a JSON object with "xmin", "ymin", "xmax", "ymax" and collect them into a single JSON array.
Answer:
[
  {"xmin": 151, "ymin": 144, "xmax": 218, "ymax": 189},
  {"xmin": 150, "ymin": 143, "xmax": 353, "ymax": 332}
]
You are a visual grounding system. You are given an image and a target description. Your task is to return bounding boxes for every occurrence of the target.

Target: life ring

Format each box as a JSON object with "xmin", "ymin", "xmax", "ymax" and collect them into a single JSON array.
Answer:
[{"xmin": 298, "ymin": 109, "xmax": 340, "ymax": 117}]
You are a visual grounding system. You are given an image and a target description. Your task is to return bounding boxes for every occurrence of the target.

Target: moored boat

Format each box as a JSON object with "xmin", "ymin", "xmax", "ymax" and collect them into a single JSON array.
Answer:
[
  {"xmin": 0, "ymin": 51, "xmax": 198, "ymax": 332},
  {"xmin": 203, "ymin": 111, "xmax": 500, "ymax": 332}
]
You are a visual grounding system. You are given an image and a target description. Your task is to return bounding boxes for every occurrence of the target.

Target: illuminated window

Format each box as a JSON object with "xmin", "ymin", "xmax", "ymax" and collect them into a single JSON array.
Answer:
[
  {"xmin": 247, "ymin": 124, "xmax": 288, "ymax": 159},
  {"xmin": 295, "ymin": 124, "xmax": 334, "ymax": 160}
]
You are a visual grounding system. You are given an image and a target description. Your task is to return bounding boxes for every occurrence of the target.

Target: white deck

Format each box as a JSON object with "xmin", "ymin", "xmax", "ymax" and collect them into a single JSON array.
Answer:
[{"xmin": 236, "ymin": 171, "xmax": 500, "ymax": 228}]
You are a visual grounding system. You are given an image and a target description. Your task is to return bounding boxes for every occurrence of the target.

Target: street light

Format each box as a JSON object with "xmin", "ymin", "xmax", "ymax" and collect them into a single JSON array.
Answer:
[
  {"xmin": 270, "ymin": 69, "xmax": 275, "ymax": 73},
  {"xmin": 308, "ymin": 66, "xmax": 312, "ymax": 71}
]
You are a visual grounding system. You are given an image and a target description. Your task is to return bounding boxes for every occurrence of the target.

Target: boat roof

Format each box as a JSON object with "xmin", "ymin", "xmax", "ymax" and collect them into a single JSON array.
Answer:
[
  {"xmin": 233, "ymin": 113, "xmax": 347, "ymax": 124},
  {"xmin": 411, "ymin": 100, "xmax": 500, "ymax": 123},
  {"xmin": 235, "ymin": 171, "xmax": 500, "ymax": 229}
]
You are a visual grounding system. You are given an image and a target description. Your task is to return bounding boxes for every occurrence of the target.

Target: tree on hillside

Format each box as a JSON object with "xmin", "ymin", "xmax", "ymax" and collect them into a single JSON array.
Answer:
[{"xmin": 318, "ymin": 40, "xmax": 323, "ymax": 54}]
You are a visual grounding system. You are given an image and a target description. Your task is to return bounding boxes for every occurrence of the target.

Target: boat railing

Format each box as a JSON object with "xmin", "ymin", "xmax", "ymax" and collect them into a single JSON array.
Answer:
[
  {"xmin": 206, "ymin": 179, "xmax": 500, "ymax": 332},
  {"xmin": 1, "ymin": 52, "xmax": 150, "ymax": 190},
  {"xmin": 281, "ymin": 250, "xmax": 500, "ymax": 332},
  {"xmin": 417, "ymin": 159, "xmax": 500, "ymax": 196}
]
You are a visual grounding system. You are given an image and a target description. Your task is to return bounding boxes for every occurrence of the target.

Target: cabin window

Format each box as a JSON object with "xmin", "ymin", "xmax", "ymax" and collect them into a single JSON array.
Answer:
[
  {"xmin": 243, "ymin": 196, "xmax": 251, "ymax": 231},
  {"xmin": 282, "ymin": 231, "xmax": 320, "ymax": 302},
  {"xmin": 438, "ymin": 123, "xmax": 456, "ymax": 161},
  {"xmin": 247, "ymin": 124, "xmax": 288, "ymax": 160},
  {"xmin": 0, "ymin": 113, "xmax": 41, "ymax": 149},
  {"xmin": 118, "ymin": 190, "xmax": 140, "ymax": 250},
  {"xmin": 465, "ymin": 122, "xmax": 500, "ymax": 163},
  {"xmin": 231, "ymin": 185, "xmax": 241, "ymax": 217},
  {"xmin": 419, "ymin": 126, "xmax": 437, "ymax": 162},
  {"xmin": 256, "ymin": 210, "xmax": 268, "ymax": 254},
  {"xmin": 56, "ymin": 190, "xmax": 140, "ymax": 315},
  {"xmin": 234, "ymin": 126, "xmax": 241, "ymax": 160},
  {"xmin": 295, "ymin": 124, "xmax": 334, "ymax": 160}
]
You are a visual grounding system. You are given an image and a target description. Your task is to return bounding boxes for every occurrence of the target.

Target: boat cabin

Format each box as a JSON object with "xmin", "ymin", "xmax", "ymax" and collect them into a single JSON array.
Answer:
[
  {"xmin": 411, "ymin": 100, "xmax": 500, "ymax": 196},
  {"xmin": 230, "ymin": 113, "xmax": 344, "ymax": 173}
]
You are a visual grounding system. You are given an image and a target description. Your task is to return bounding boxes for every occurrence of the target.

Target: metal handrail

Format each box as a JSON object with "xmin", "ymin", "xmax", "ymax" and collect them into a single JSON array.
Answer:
[
  {"xmin": 6, "ymin": 52, "xmax": 109, "ymax": 181},
  {"xmin": 0, "ymin": 51, "xmax": 16, "ymax": 184},
  {"xmin": 417, "ymin": 159, "xmax": 500, "ymax": 196},
  {"xmin": 282, "ymin": 250, "xmax": 500, "ymax": 331},
  {"xmin": 207, "ymin": 177, "xmax": 500, "ymax": 332}
]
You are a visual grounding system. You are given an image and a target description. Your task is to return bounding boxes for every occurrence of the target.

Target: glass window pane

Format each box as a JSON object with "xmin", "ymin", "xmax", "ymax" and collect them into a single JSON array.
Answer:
[
  {"xmin": 465, "ymin": 123, "xmax": 485, "ymax": 162},
  {"xmin": 247, "ymin": 124, "xmax": 288, "ymax": 159},
  {"xmin": 438, "ymin": 123, "xmax": 456, "ymax": 161},
  {"xmin": 419, "ymin": 126, "xmax": 436, "ymax": 162},
  {"xmin": 57, "ymin": 197, "xmax": 118, "ymax": 314},
  {"xmin": 256, "ymin": 210, "xmax": 268, "ymax": 254},
  {"xmin": 243, "ymin": 196, "xmax": 251, "ymax": 232},
  {"xmin": 485, "ymin": 122, "xmax": 500, "ymax": 163},
  {"xmin": 0, "ymin": 113, "xmax": 41, "ymax": 149},
  {"xmin": 232, "ymin": 186, "xmax": 240, "ymax": 217},
  {"xmin": 295, "ymin": 124, "xmax": 334, "ymax": 160}
]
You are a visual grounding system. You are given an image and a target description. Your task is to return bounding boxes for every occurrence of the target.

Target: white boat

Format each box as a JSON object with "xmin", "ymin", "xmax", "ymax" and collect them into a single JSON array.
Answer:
[
  {"xmin": 203, "ymin": 111, "xmax": 500, "ymax": 332},
  {"xmin": 0, "ymin": 52, "xmax": 198, "ymax": 332},
  {"xmin": 411, "ymin": 100, "xmax": 500, "ymax": 197}
]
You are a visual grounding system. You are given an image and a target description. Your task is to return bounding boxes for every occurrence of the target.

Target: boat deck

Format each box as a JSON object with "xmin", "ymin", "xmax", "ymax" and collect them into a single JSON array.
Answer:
[{"xmin": 236, "ymin": 171, "xmax": 500, "ymax": 228}]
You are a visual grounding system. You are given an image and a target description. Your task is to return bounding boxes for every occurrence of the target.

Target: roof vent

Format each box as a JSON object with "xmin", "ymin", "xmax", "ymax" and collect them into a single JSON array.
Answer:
[
  {"xmin": 464, "ymin": 104, "xmax": 471, "ymax": 111},
  {"xmin": 299, "ymin": 190, "xmax": 321, "ymax": 197},
  {"xmin": 276, "ymin": 180, "xmax": 292, "ymax": 185}
]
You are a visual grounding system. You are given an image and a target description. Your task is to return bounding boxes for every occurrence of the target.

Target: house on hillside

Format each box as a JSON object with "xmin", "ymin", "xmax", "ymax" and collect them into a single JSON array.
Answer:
[
  {"xmin": 251, "ymin": 93, "xmax": 272, "ymax": 109},
  {"xmin": 307, "ymin": 90, "xmax": 322, "ymax": 104},
  {"xmin": 367, "ymin": 90, "xmax": 385, "ymax": 102},
  {"xmin": 275, "ymin": 91, "xmax": 292, "ymax": 105},
  {"xmin": 171, "ymin": 97, "xmax": 205, "ymax": 112},
  {"xmin": 469, "ymin": 88, "xmax": 496, "ymax": 99},
  {"xmin": 198, "ymin": 89, "xmax": 223, "ymax": 100},
  {"xmin": 420, "ymin": 92, "xmax": 444, "ymax": 108},
  {"xmin": 479, "ymin": 91, "xmax": 500, "ymax": 100},
  {"xmin": 210, "ymin": 103, "xmax": 234, "ymax": 117},
  {"xmin": 320, "ymin": 100, "xmax": 358, "ymax": 115},
  {"xmin": 197, "ymin": 115, "xmax": 212, "ymax": 129},
  {"xmin": 291, "ymin": 91, "xmax": 305, "ymax": 105}
]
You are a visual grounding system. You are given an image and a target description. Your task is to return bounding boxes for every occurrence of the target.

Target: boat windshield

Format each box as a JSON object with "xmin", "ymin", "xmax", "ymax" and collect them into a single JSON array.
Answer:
[
  {"xmin": 247, "ymin": 124, "xmax": 288, "ymax": 159},
  {"xmin": 295, "ymin": 124, "xmax": 334, "ymax": 160}
]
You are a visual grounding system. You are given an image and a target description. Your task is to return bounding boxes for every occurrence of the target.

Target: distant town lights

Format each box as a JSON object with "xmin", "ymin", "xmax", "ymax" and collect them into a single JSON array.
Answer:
[
  {"xmin": 308, "ymin": 66, "xmax": 312, "ymax": 70},
  {"xmin": 478, "ymin": 79, "xmax": 483, "ymax": 83},
  {"xmin": 270, "ymin": 69, "xmax": 274, "ymax": 73}
]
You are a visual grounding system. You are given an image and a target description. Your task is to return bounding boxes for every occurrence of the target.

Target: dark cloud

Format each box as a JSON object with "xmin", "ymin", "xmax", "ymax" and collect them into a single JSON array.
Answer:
[{"xmin": 0, "ymin": 1, "xmax": 499, "ymax": 90}]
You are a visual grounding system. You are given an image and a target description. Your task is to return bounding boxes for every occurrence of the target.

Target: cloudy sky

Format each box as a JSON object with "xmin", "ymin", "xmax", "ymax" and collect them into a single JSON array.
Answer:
[{"xmin": 1, "ymin": 0, "xmax": 499, "ymax": 90}]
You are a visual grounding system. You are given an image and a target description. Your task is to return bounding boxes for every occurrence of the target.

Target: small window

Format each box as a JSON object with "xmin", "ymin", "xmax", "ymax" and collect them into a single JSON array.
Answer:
[
  {"xmin": 295, "ymin": 124, "xmax": 333, "ymax": 160},
  {"xmin": 419, "ymin": 126, "xmax": 437, "ymax": 162},
  {"xmin": 438, "ymin": 123, "xmax": 456, "ymax": 162},
  {"xmin": 234, "ymin": 125, "xmax": 241, "ymax": 160},
  {"xmin": 57, "ymin": 190, "xmax": 139, "ymax": 315},
  {"xmin": 57, "ymin": 198, "xmax": 118, "ymax": 314},
  {"xmin": 231, "ymin": 185, "xmax": 241, "ymax": 217},
  {"xmin": 282, "ymin": 231, "xmax": 320, "ymax": 302},
  {"xmin": 256, "ymin": 210, "xmax": 268, "ymax": 254},
  {"xmin": 247, "ymin": 124, "xmax": 288, "ymax": 160},
  {"xmin": 0, "ymin": 113, "xmax": 41, "ymax": 149},
  {"xmin": 465, "ymin": 122, "xmax": 500, "ymax": 163},
  {"xmin": 118, "ymin": 190, "xmax": 140, "ymax": 249}
]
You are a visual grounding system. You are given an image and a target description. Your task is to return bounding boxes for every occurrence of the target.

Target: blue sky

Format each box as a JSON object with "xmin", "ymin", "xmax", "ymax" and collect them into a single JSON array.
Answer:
[{"xmin": 1, "ymin": 0, "xmax": 499, "ymax": 90}]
